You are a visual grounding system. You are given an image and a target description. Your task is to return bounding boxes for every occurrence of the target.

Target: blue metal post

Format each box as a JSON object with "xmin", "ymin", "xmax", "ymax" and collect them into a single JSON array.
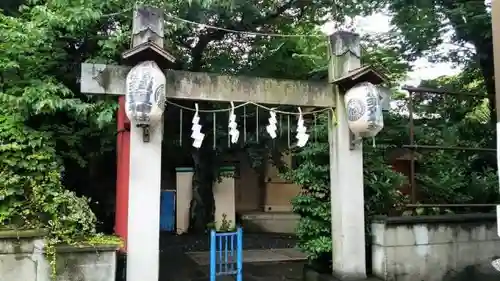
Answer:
[
  {"xmin": 236, "ymin": 228, "xmax": 243, "ymax": 281},
  {"xmin": 224, "ymin": 235, "xmax": 228, "ymax": 273},
  {"xmin": 210, "ymin": 229, "xmax": 216, "ymax": 281}
]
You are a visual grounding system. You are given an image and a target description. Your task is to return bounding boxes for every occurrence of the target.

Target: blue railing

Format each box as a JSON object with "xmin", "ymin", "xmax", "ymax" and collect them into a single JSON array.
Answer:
[{"xmin": 210, "ymin": 228, "xmax": 243, "ymax": 281}]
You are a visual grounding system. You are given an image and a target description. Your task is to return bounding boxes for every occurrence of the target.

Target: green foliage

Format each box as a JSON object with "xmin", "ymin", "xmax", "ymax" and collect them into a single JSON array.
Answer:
[
  {"xmin": 207, "ymin": 213, "xmax": 236, "ymax": 232},
  {"xmin": 0, "ymin": 0, "xmax": 122, "ymax": 270},
  {"xmin": 416, "ymin": 151, "xmax": 498, "ymax": 207},
  {"xmin": 332, "ymin": 0, "xmax": 495, "ymax": 112},
  {"xmin": 0, "ymin": 112, "xmax": 96, "ymax": 235},
  {"xmin": 363, "ymin": 144, "xmax": 408, "ymax": 217},
  {"xmin": 407, "ymin": 70, "xmax": 499, "ymax": 213},
  {"xmin": 0, "ymin": 2, "xmax": 125, "ymax": 276},
  {"xmin": 286, "ymin": 97, "xmax": 497, "ymax": 264},
  {"xmin": 0, "ymin": 111, "xmax": 104, "ymax": 278},
  {"xmin": 285, "ymin": 68, "xmax": 497, "ymax": 264},
  {"xmin": 284, "ymin": 113, "xmax": 406, "ymax": 263},
  {"xmin": 286, "ymin": 138, "xmax": 330, "ymax": 260}
]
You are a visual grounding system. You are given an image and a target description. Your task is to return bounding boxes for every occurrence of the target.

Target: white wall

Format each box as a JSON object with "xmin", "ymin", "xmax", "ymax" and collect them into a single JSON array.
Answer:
[
  {"xmin": 175, "ymin": 168, "xmax": 193, "ymax": 234},
  {"xmin": 175, "ymin": 167, "xmax": 236, "ymax": 231},
  {"xmin": 372, "ymin": 214, "xmax": 500, "ymax": 281},
  {"xmin": 214, "ymin": 169, "xmax": 236, "ymax": 229}
]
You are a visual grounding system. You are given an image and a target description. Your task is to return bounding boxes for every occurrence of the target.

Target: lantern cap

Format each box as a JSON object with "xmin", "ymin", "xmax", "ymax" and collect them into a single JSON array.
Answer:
[
  {"xmin": 332, "ymin": 65, "xmax": 388, "ymax": 90},
  {"xmin": 122, "ymin": 41, "xmax": 176, "ymax": 69}
]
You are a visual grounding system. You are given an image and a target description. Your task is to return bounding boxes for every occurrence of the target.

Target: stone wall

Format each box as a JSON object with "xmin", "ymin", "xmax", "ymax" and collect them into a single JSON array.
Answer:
[
  {"xmin": 371, "ymin": 214, "xmax": 500, "ymax": 281},
  {"xmin": 0, "ymin": 230, "xmax": 118, "ymax": 281},
  {"xmin": 240, "ymin": 212, "xmax": 299, "ymax": 234}
]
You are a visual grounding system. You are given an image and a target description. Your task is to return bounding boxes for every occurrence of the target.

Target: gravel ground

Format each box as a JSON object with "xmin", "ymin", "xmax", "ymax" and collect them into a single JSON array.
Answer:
[
  {"xmin": 160, "ymin": 232, "xmax": 298, "ymax": 253},
  {"xmin": 159, "ymin": 232, "xmax": 301, "ymax": 281}
]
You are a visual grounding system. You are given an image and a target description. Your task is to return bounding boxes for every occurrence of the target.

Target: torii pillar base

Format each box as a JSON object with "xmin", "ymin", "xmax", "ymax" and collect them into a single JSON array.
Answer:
[{"xmin": 127, "ymin": 121, "xmax": 163, "ymax": 281}]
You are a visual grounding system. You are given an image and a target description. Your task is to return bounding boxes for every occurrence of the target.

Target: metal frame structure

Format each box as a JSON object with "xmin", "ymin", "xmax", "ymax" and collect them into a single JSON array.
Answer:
[
  {"xmin": 402, "ymin": 86, "xmax": 497, "ymax": 210},
  {"xmin": 210, "ymin": 228, "xmax": 243, "ymax": 281}
]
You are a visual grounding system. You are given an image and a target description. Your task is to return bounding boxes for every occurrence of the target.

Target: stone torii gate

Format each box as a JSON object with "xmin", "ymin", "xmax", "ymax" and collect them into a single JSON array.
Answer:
[{"xmin": 80, "ymin": 6, "xmax": 384, "ymax": 281}]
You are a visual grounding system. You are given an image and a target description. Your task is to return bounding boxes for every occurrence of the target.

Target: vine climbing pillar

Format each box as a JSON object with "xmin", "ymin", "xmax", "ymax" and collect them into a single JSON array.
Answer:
[{"xmin": 327, "ymin": 31, "xmax": 367, "ymax": 279}]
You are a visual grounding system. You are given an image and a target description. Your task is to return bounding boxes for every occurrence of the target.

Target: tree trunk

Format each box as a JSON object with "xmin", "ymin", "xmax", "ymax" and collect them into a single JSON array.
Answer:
[{"xmin": 188, "ymin": 146, "xmax": 216, "ymax": 233}]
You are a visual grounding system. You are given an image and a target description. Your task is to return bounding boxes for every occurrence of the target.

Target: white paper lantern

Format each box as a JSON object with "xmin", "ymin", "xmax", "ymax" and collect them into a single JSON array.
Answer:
[
  {"xmin": 344, "ymin": 82, "xmax": 384, "ymax": 138},
  {"xmin": 125, "ymin": 60, "xmax": 166, "ymax": 126}
]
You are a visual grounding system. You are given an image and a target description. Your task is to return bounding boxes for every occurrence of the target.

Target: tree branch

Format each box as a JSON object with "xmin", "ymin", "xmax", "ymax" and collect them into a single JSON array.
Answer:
[
  {"xmin": 189, "ymin": 0, "xmax": 297, "ymax": 71},
  {"xmin": 439, "ymin": 0, "xmax": 495, "ymax": 115}
]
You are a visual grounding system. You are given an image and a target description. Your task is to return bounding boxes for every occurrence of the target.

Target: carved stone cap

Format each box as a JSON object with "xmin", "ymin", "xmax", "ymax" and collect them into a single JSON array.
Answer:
[
  {"xmin": 126, "ymin": 5, "xmax": 176, "ymax": 68},
  {"xmin": 122, "ymin": 41, "xmax": 176, "ymax": 68},
  {"xmin": 331, "ymin": 65, "xmax": 388, "ymax": 90},
  {"xmin": 329, "ymin": 31, "xmax": 361, "ymax": 58},
  {"xmin": 132, "ymin": 6, "xmax": 164, "ymax": 37}
]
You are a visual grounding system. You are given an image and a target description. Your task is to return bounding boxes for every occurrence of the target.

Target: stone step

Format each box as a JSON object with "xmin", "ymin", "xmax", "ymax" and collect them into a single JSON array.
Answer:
[{"xmin": 186, "ymin": 248, "xmax": 307, "ymax": 265}]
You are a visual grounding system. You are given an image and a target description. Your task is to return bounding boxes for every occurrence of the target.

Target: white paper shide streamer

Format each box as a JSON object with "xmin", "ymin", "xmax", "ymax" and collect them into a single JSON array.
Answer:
[
  {"xmin": 191, "ymin": 103, "xmax": 205, "ymax": 148},
  {"xmin": 125, "ymin": 61, "xmax": 166, "ymax": 126},
  {"xmin": 296, "ymin": 108, "xmax": 309, "ymax": 147},
  {"xmin": 228, "ymin": 102, "xmax": 239, "ymax": 143},
  {"xmin": 344, "ymin": 82, "xmax": 384, "ymax": 139},
  {"xmin": 266, "ymin": 109, "xmax": 278, "ymax": 139}
]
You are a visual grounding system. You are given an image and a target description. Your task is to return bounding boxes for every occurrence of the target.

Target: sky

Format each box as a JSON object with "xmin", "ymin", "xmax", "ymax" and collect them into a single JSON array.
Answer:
[{"xmin": 322, "ymin": 13, "xmax": 463, "ymax": 86}]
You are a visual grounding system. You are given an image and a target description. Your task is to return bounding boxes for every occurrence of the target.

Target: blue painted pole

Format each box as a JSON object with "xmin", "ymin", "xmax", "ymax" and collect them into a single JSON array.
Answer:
[
  {"xmin": 224, "ymin": 235, "xmax": 228, "ymax": 273},
  {"xmin": 230, "ymin": 234, "xmax": 235, "ymax": 272},
  {"xmin": 210, "ymin": 229, "xmax": 216, "ymax": 281},
  {"xmin": 236, "ymin": 228, "xmax": 243, "ymax": 281},
  {"xmin": 218, "ymin": 233, "xmax": 222, "ymax": 273}
]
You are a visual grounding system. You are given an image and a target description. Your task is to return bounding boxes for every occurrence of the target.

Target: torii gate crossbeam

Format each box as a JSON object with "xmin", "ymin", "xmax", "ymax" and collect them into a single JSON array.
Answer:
[{"xmin": 81, "ymin": 64, "xmax": 336, "ymax": 107}]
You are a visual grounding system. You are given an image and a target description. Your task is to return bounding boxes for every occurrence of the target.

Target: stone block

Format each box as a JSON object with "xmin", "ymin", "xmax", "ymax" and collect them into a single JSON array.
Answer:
[{"xmin": 0, "ymin": 230, "xmax": 118, "ymax": 281}]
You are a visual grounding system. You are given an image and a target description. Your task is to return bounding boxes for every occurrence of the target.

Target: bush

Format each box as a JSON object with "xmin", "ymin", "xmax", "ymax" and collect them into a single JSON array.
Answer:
[
  {"xmin": 284, "ymin": 113, "xmax": 406, "ymax": 269},
  {"xmin": 0, "ymin": 113, "xmax": 97, "ymax": 240}
]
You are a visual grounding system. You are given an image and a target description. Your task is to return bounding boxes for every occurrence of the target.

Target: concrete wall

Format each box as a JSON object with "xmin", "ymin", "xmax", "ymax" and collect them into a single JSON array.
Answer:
[
  {"xmin": 262, "ymin": 153, "xmax": 300, "ymax": 212},
  {"xmin": 214, "ymin": 167, "xmax": 236, "ymax": 229},
  {"xmin": 371, "ymin": 214, "xmax": 500, "ymax": 281},
  {"xmin": 174, "ymin": 153, "xmax": 300, "ymax": 233},
  {"xmin": 234, "ymin": 155, "xmax": 261, "ymax": 212},
  {"xmin": 235, "ymin": 152, "xmax": 300, "ymax": 213},
  {"xmin": 240, "ymin": 212, "xmax": 299, "ymax": 234},
  {"xmin": 263, "ymin": 183, "xmax": 300, "ymax": 212},
  {"xmin": 0, "ymin": 230, "xmax": 118, "ymax": 281},
  {"xmin": 235, "ymin": 153, "xmax": 300, "ymax": 233},
  {"xmin": 175, "ymin": 154, "xmax": 301, "ymax": 216},
  {"xmin": 175, "ymin": 167, "xmax": 193, "ymax": 234},
  {"xmin": 175, "ymin": 167, "xmax": 237, "ymax": 231}
]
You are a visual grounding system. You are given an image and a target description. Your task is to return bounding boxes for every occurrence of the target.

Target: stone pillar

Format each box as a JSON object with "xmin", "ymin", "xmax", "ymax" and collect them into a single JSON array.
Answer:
[
  {"xmin": 492, "ymin": 0, "xmax": 500, "ymax": 196},
  {"xmin": 128, "ymin": 123, "xmax": 162, "ymax": 281},
  {"xmin": 126, "ymin": 7, "xmax": 165, "ymax": 281},
  {"xmin": 214, "ymin": 167, "xmax": 236, "ymax": 229},
  {"xmin": 175, "ymin": 167, "xmax": 194, "ymax": 234},
  {"xmin": 327, "ymin": 31, "xmax": 366, "ymax": 280}
]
